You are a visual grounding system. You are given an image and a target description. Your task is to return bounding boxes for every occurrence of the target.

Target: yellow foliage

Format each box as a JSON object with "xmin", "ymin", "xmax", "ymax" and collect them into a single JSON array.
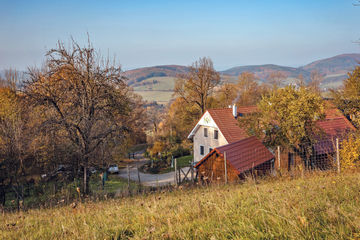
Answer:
[
  {"xmin": 340, "ymin": 135, "xmax": 360, "ymax": 170},
  {"xmin": 149, "ymin": 141, "xmax": 165, "ymax": 157}
]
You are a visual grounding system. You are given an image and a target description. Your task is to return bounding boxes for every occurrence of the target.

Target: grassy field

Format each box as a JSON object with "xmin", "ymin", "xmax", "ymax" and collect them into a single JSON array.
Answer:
[
  {"xmin": 90, "ymin": 174, "xmax": 139, "ymax": 195},
  {"xmin": 2, "ymin": 171, "xmax": 360, "ymax": 239},
  {"xmin": 134, "ymin": 90, "xmax": 173, "ymax": 104},
  {"xmin": 175, "ymin": 155, "xmax": 193, "ymax": 168},
  {"xmin": 132, "ymin": 76, "xmax": 176, "ymax": 104},
  {"xmin": 3, "ymin": 174, "xmax": 139, "ymax": 211},
  {"xmin": 132, "ymin": 77, "xmax": 176, "ymax": 91}
]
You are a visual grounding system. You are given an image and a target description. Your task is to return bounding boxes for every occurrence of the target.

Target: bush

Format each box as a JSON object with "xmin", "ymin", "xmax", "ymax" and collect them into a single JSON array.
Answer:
[
  {"xmin": 340, "ymin": 134, "xmax": 360, "ymax": 170},
  {"xmin": 170, "ymin": 144, "xmax": 190, "ymax": 158}
]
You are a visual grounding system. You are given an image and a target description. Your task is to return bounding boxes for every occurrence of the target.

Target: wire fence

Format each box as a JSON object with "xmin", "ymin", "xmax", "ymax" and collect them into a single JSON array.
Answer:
[
  {"xmin": 194, "ymin": 138, "xmax": 343, "ymax": 184},
  {"xmin": 276, "ymin": 139, "xmax": 340, "ymax": 173},
  {"xmin": 0, "ymin": 138, "xmax": 348, "ymax": 212}
]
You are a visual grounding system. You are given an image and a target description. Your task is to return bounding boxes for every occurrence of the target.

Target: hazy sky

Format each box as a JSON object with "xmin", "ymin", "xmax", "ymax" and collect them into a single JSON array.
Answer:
[{"xmin": 1, "ymin": 0, "xmax": 360, "ymax": 71}]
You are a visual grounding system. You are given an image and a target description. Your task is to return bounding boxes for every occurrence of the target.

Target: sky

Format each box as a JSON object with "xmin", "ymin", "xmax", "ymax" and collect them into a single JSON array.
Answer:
[{"xmin": 0, "ymin": 0, "xmax": 360, "ymax": 71}]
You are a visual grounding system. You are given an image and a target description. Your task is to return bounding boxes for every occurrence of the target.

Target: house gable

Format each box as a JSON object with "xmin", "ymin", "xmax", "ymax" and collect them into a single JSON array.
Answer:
[{"xmin": 188, "ymin": 111, "xmax": 219, "ymax": 140}]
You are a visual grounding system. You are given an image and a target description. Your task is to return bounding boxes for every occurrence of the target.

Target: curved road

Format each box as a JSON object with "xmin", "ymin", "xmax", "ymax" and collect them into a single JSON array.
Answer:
[{"xmin": 118, "ymin": 152, "xmax": 192, "ymax": 187}]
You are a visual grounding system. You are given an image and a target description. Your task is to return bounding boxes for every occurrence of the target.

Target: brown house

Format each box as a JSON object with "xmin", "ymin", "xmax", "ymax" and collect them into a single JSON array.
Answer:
[
  {"xmin": 274, "ymin": 108, "xmax": 356, "ymax": 171},
  {"xmin": 195, "ymin": 136, "xmax": 275, "ymax": 183}
]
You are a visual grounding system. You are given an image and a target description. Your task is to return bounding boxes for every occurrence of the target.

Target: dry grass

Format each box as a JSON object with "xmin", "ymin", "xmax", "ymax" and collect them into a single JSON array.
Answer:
[{"xmin": 1, "ymin": 171, "xmax": 360, "ymax": 239}]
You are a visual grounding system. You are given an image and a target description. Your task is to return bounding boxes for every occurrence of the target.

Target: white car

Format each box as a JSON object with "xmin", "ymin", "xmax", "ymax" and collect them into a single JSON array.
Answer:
[{"xmin": 108, "ymin": 164, "xmax": 119, "ymax": 174}]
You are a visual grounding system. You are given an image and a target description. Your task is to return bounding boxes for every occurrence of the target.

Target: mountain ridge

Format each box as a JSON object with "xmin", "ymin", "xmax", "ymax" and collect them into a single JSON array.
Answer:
[
  {"xmin": 124, "ymin": 53, "xmax": 360, "ymax": 85},
  {"xmin": 124, "ymin": 53, "xmax": 360, "ymax": 103}
]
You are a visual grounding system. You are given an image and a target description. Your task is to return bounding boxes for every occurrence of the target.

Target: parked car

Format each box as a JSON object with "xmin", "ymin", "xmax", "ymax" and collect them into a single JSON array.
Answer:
[
  {"xmin": 89, "ymin": 167, "xmax": 97, "ymax": 174},
  {"xmin": 108, "ymin": 164, "xmax": 119, "ymax": 174}
]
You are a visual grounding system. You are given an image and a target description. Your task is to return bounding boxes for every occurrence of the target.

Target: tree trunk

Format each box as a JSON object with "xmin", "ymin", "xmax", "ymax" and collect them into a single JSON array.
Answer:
[
  {"xmin": 0, "ymin": 185, "xmax": 5, "ymax": 207},
  {"xmin": 83, "ymin": 165, "xmax": 89, "ymax": 195}
]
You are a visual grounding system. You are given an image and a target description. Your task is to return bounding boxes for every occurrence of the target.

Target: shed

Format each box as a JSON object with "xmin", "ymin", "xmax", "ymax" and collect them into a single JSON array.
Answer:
[
  {"xmin": 274, "ymin": 108, "xmax": 356, "ymax": 171},
  {"xmin": 195, "ymin": 136, "xmax": 275, "ymax": 182}
]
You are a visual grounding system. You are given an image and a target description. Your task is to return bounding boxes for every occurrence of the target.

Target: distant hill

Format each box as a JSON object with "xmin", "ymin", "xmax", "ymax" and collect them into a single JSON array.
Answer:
[
  {"xmin": 124, "ymin": 65, "xmax": 189, "ymax": 85},
  {"xmin": 301, "ymin": 53, "xmax": 360, "ymax": 75},
  {"xmin": 121, "ymin": 53, "xmax": 360, "ymax": 103},
  {"xmin": 220, "ymin": 64, "xmax": 310, "ymax": 82}
]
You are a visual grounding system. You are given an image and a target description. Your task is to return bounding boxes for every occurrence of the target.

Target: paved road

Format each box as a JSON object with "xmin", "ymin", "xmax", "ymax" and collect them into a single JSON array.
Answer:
[{"xmin": 118, "ymin": 151, "xmax": 193, "ymax": 187}]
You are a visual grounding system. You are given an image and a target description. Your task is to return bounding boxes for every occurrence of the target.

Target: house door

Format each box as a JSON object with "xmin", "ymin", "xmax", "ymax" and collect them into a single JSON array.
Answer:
[{"xmin": 288, "ymin": 152, "xmax": 294, "ymax": 171}]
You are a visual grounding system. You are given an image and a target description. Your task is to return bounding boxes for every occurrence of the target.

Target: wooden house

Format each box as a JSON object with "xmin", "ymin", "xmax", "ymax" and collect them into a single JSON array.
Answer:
[{"xmin": 195, "ymin": 136, "xmax": 275, "ymax": 183}]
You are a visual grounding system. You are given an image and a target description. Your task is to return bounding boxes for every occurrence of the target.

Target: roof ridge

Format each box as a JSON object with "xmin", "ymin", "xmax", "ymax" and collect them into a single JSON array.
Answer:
[
  {"xmin": 208, "ymin": 108, "xmax": 232, "ymax": 111},
  {"xmin": 218, "ymin": 136, "xmax": 257, "ymax": 150}
]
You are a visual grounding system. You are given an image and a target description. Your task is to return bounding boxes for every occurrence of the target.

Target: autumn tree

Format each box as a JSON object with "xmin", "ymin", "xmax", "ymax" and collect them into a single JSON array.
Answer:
[
  {"xmin": 0, "ymin": 70, "xmax": 32, "ymax": 208},
  {"xmin": 332, "ymin": 66, "xmax": 360, "ymax": 126},
  {"xmin": 296, "ymin": 73, "xmax": 306, "ymax": 87},
  {"xmin": 266, "ymin": 71, "xmax": 287, "ymax": 89},
  {"xmin": 308, "ymin": 70, "xmax": 323, "ymax": 93},
  {"xmin": 248, "ymin": 85, "xmax": 325, "ymax": 148},
  {"xmin": 339, "ymin": 133, "xmax": 360, "ymax": 170},
  {"xmin": 235, "ymin": 72, "xmax": 265, "ymax": 106},
  {"xmin": 213, "ymin": 82, "xmax": 237, "ymax": 108},
  {"xmin": 25, "ymin": 39, "xmax": 136, "ymax": 194},
  {"xmin": 174, "ymin": 57, "xmax": 220, "ymax": 115}
]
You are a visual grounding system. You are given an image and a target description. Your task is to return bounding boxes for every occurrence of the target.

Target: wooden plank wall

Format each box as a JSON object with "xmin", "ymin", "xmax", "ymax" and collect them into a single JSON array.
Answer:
[{"xmin": 197, "ymin": 153, "xmax": 239, "ymax": 183}]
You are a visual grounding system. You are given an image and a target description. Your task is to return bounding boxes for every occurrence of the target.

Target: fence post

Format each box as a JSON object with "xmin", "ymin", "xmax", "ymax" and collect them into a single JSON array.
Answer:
[
  {"xmin": 224, "ymin": 151, "xmax": 228, "ymax": 184},
  {"xmin": 174, "ymin": 158, "xmax": 177, "ymax": 186},
  {"xmin": 137, "ymin": 166, "xmax": 141, "ymax": 192},
  {"xmin": 191, "ymin": 157, "xmax": 194, "ymax": 183},
  {"xmin": 277, "ymin": 146, "xmax": 281, "ymax": 170},
  {"xmin": 127, "ymin": 165, "xmax": 130, "ymax": 195},
  {"xmin": 336, "ymin": 138, "xmax": 340, "ymax": 174}
]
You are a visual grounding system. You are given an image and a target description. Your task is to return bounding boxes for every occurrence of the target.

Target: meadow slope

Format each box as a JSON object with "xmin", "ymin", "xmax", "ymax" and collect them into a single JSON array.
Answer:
[{"xmin": 1, "ymin": 171, "xmax": 360, "ymax": 239}]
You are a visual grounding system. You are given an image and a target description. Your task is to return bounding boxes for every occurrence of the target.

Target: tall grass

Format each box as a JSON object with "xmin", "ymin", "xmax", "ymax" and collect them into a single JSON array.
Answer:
[{"xmin": 1, "ymin": 171, "xmax": 360, "ymax": 239}]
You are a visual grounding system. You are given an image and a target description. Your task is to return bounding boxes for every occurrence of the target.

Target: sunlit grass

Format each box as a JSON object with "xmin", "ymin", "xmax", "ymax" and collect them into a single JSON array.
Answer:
[{"xmin": 1, "ymin": 171, "xmax": 360, "ymax": 239}]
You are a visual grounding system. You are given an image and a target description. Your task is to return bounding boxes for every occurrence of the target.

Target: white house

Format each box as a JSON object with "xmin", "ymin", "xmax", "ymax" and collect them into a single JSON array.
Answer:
[{"xmin": 188, "ymin": 104, "xmax": 256, "ymax": 163}]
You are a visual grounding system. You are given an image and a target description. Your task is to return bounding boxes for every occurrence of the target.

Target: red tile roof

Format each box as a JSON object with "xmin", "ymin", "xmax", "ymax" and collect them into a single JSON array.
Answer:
[
  {"xmin": 237, "ymin": 106, "xmax": 258, "ymax": 115},
  {"xmin": 207, "ymin": 108, "xmax": 249, "ymax": 143},
  {"xmin": 318, "ymin": 108, "xmax": 356, "ymax": 137},
  {"xmin": 195, "ymin": 136, "xmax": 274, "ymax": 174},
  {"xmin": 315, "ymin": 108, "xmax": 355, "ymax": 154}
]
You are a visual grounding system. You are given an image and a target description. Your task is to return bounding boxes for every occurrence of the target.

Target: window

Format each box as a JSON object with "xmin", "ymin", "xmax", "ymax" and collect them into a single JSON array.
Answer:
[
  {"xmin": 204, "ymin": 128, "xmax": 208, "ymax": 137},
  {"xmin": 214, "ymin": 130, "xmax": 218, "ymax": 139},
  {"xmin": 200, "ymin": 146, "xmax": 204, "ymax": 155},
  {"xmin": 209, "ymin": 148, "xmax": 213, "ymax": 153}
]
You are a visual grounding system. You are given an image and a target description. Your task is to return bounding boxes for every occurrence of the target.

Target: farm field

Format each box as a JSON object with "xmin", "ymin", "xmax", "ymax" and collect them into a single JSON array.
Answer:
[
  {"xmin": 2, "ymin": 171, "xmax": 360, "ymax": 239},
  {"xmin": 132, "ymin": 77, "xmax": 176, "ymax": 91},
  {"xmin": 134, "ymin": 90, "xmax": 174, "ymax": 104},
  {"xmin": 132, "ymin": 76, "xmax": 175, "ymax": 104}
]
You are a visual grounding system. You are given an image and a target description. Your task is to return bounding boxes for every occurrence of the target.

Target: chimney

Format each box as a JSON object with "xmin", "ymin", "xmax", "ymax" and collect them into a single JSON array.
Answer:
[{"xmin": 232, "ymin": 104, "xmax": 237, "ymax": 119}]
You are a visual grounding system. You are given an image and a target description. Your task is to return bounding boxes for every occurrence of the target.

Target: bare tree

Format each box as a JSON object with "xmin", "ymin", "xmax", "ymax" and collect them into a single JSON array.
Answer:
[
  {"xmin": 0, "ymin": 69, "xmax": 30, "ymax": 209},
  {"xmin": 25, "ymin": 39, "xmax": 133, "ymax": 194},
  {"xmin": 174, "ymin": 57, "xmax": 220, "ymax": 115},
  {"xmin": 235, "ymin": 72, "xmax": 262, "ymax": 106},
  {"xmin": 308, "ymin": 70, "xmax": 323, "ymax": 93},
  {"xmin": 267, "ymin": 71, "xmax": 287, "ymax": 89}
]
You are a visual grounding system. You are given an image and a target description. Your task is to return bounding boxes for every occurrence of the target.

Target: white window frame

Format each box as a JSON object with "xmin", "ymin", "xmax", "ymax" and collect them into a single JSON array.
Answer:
[
  {"xmin": 200, "ymin": 145, "xmax": 205, "ymax": 155},
  {"xmin": 214, "ymin": 130, "xmax": 218, "ymax": 139}
]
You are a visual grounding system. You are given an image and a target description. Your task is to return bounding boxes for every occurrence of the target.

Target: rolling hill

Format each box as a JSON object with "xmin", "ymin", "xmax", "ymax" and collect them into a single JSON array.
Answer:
[
  {"xmin": 124, "ymin": 65, "xmax": 189, "ymax": 86},
  {"xmin": 221, "ymin": 64, "xmax": 310, "ymax": 81},
  {"xmin": 125, "ymin": 53, "xmax": 360, "ymax": 103},
  {"xmin": 301, "ymin": 53, "xmax": 360, "ymax": 75}
]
